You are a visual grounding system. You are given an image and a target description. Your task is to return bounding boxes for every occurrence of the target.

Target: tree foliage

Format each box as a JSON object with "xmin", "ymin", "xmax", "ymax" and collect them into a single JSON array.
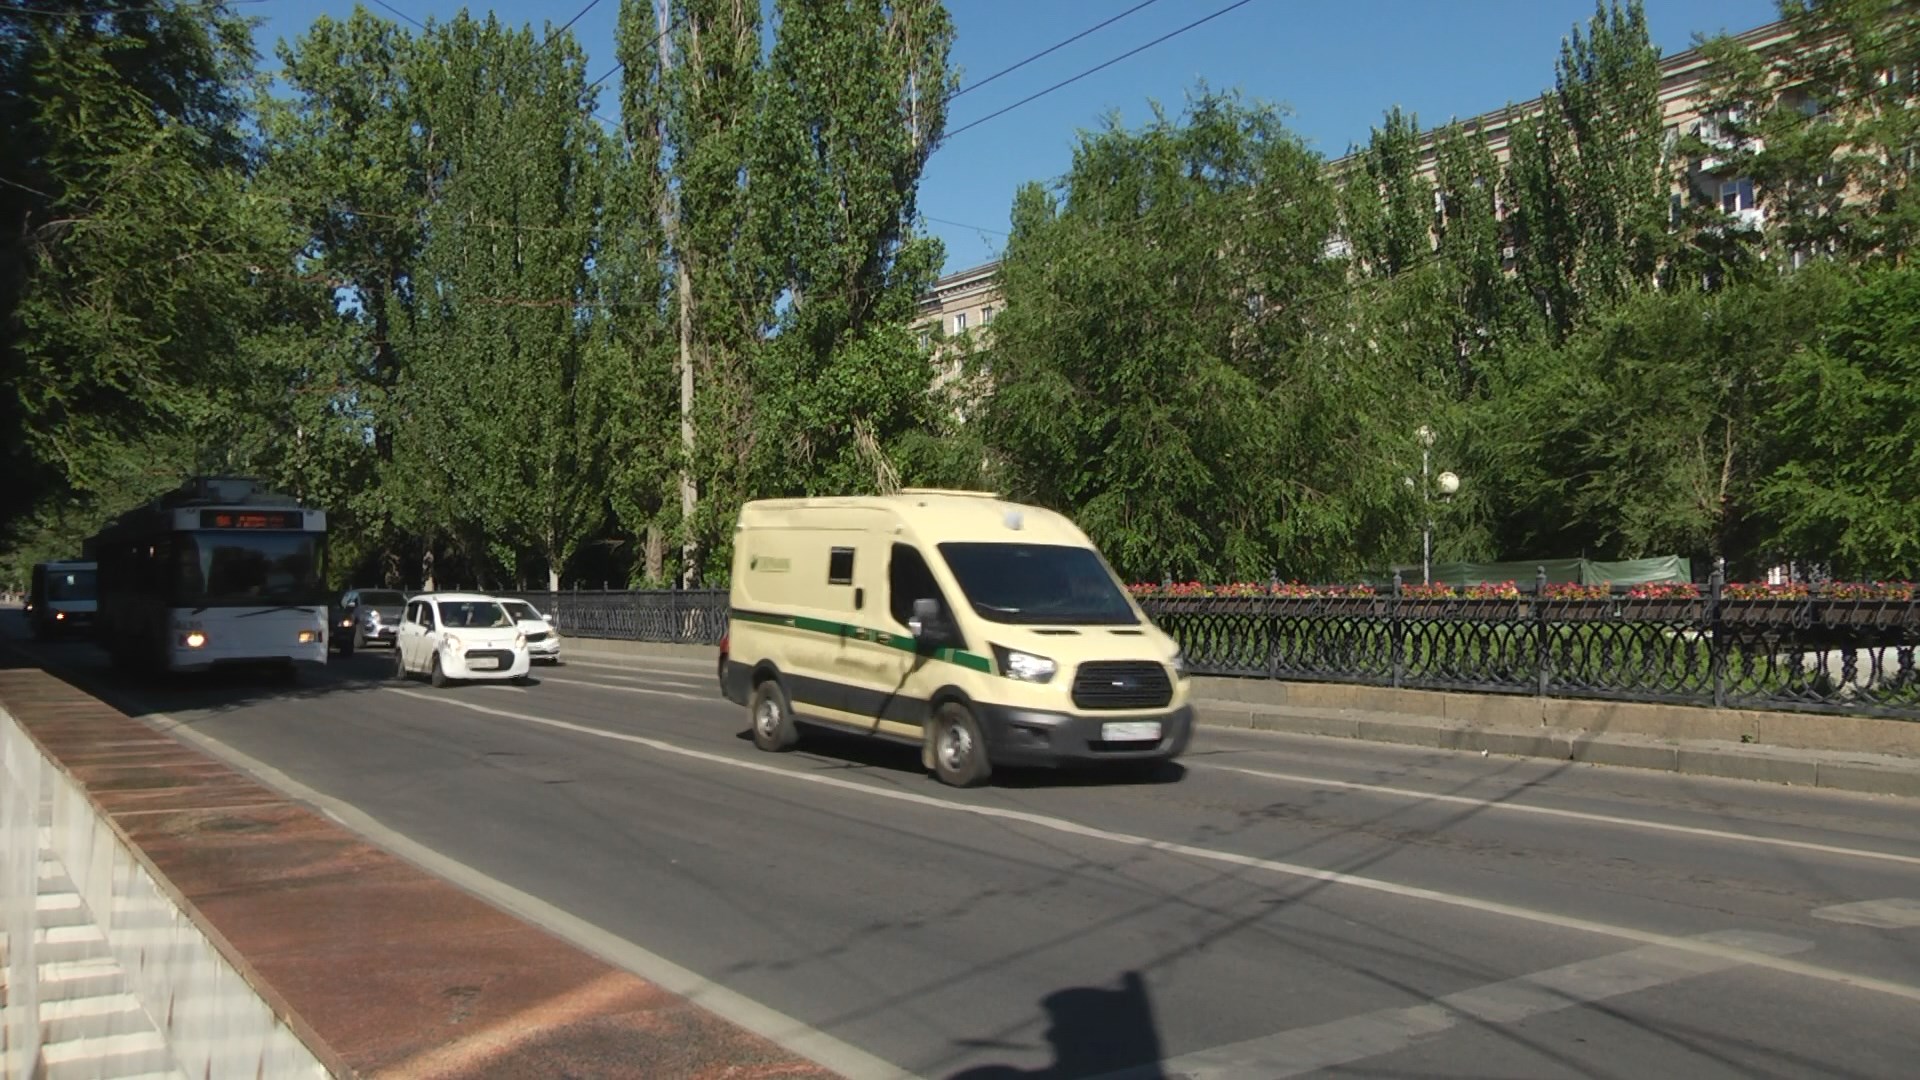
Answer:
[{"xmin": 8, "ymin": 0, "xmax": 1920, "ymax": 592}]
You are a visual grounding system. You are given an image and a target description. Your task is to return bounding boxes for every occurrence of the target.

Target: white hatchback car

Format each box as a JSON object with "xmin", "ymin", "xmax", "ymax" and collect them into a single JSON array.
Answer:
[
  {"xmin": 394, "ymin": 593, "xmax": 532, "ymax": 686},
  {"xmin": 498, "ymin": 598, "xmax": 562, "ymax": 664}
]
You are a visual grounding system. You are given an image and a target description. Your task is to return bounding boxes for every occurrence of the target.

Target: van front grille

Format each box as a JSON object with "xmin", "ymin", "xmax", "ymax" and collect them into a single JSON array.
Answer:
[{"xmin": 1071, "ymin": 661, "xmax": 1172, "ymax": 710}]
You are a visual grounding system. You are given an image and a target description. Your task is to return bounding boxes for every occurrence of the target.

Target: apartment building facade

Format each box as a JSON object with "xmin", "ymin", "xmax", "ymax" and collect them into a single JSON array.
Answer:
[{"xmin": 913, "ymin": 13, "xmax": 1799, "ymax": 335}]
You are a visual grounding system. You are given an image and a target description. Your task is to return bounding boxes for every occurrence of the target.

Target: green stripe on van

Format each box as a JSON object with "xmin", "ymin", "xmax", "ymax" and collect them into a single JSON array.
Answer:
[{"xmin": 730, "ymin": 608, "xmax": 993, "ymax": 673}]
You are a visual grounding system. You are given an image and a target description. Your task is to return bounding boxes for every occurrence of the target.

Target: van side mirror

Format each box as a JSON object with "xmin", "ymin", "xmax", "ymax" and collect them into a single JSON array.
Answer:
[{"xmin": 908, "ymin": 597, "xmax": 943, "ymax": 641}]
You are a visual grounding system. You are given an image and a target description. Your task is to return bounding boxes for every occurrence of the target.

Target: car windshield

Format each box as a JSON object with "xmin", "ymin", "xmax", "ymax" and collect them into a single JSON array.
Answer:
[
  {"xmin": 501, "ymin": 600, "xmax": 539, "ymax": 621},
  {"xmin": 439, "ymin": 600, "xmax": 512, "ymax": 629},
  {"xmin": 936, "ymin": 542, "xmax": 1139, "ymax": 626},
  {"xmin": 359, "ymin": 590, "xmax": 406, "ymax": 607},
  {"xmin": 46, "ymin": 570, "xmax": 96, "ymax": 601},
  {"xmin": 174, "ymin": 532, "xmax": 325, "ymax": 606}
]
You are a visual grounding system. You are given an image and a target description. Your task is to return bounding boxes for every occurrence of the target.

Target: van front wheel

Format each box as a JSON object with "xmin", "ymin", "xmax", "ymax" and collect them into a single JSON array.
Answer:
[
  {"xmin": 750, "ymin": 679, "xmax": 799, "ymax": 752},
  {"xmin": 931, "ymin": 703, "xmax": 991, "ymax": 788}
]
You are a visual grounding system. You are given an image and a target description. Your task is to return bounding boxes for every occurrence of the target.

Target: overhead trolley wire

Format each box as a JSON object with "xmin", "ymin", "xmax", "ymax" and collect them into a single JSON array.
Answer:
[{"xmin": 941, "ymin": 0, "xmax": 1259, "ymax": 144}]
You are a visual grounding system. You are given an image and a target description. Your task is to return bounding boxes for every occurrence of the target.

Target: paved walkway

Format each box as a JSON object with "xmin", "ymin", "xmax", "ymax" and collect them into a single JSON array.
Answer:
[{"xmin": 0, "ymin": 659, "xmax": 841, "ymax": 1079}]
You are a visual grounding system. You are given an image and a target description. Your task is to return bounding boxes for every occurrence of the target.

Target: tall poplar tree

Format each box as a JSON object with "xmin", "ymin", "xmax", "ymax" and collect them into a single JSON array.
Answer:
[{"xmin": 747, "ymin": 0, "xmax": 956, "ymax": 522}]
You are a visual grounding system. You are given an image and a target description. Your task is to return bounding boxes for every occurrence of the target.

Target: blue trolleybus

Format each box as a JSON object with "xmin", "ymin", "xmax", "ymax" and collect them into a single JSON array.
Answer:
[{"xmin": 86, "ymin": 477, "xmax": 330, "ymax": 677}]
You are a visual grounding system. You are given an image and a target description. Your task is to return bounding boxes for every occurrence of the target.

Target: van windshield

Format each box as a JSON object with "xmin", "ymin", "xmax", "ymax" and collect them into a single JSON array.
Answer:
[
  {"xmin": 936, "ymin": 543, "xmax": 1139, "ymax": 626},
  {"xmin": 45, "ymin": 570, "xmax": 96, "ymax": 602}
]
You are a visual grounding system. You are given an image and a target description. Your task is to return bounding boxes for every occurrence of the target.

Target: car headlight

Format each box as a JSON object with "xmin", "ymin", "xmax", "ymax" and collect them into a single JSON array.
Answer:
[
  {"xmin": 1171, "ymin": 650, "xmax": 1191, "ymax": 679},
  {"xmin": 443, "ymin": 634, "xmax": 463, "ymax": 652},
  {"xmin": 990, "ymin": 644, "xmax": 1057, "ymax": 683},
  {"xmin": 514, "ymin": 631, "xmax": 526, "ymax": 649}
]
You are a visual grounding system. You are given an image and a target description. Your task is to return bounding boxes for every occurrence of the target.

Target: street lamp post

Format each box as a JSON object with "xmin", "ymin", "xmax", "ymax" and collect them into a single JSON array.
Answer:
[{"xmin": 1414, "ymin": 425, "xmax": 1460, "ymax": 586}]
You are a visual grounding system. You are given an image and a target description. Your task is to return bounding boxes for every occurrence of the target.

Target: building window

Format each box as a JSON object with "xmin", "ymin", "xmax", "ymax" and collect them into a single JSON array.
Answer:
[
  {"xmin": 916, "ymin": 329, "xmax": 931, "ymax": 349},
  {"xmin": 953, "ymin": 312, "xmax": 967, "ymax": 333},
  {"xmin": 982, "ymin": 305, "xmax": 995, "ymax": 325},
  {"xmin": 1720, "ymin": 177, "xmax": 1755, "ymax": 213},
  {"xmin": 1669, "ymin": 192, "xmax": 1684, "ymax": 228}
]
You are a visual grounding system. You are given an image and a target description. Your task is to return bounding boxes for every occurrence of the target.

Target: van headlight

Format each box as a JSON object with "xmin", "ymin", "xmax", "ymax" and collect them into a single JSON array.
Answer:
[
  {"xmin": 1171, "ymin": 650, "xmax": 1191, "ymax": 679},
  {"xmin": 991, "ymin": 644, "xmax": 1056, "ymax": 684}
]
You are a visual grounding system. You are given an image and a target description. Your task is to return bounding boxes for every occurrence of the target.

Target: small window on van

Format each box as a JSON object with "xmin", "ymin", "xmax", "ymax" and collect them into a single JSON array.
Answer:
[
  {"xmin": 888, "ymin": 543, "xmax": 947, "ymax": 627},
  {"xmin": 828, "ymin": 547, "xmax": 856, "ymax": 585}
]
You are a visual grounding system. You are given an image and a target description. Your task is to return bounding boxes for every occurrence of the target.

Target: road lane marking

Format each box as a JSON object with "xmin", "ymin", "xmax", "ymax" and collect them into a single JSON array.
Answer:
[
  {"xmin": 1205, "ymin": 764, "xmax": 1920, "ymax": 869},
  {"xmin": 388, "ymin": 687, "xmax": 1920, "ymax": 1007},
  {"xmin": 1812, "ymin": 899, "xmax": 1920, "ymax": 929},
  {"xmin": 562, "ymin": 658, "xmax": 714, "ymax": 678},
  {"xmin": 541, "ymin": 668, "xmax": 708, "ymax": 689},
  {"xmin": 140, "ymin": 708, "xmax": 921, "ymax": 1080},
  {"xmin": 532, "ymin": 677, "xmax": 714, "ymax": 701},
  {"xmin": 1103, "ymin": 929, "xmax": 1812, "ymax": 1080}
]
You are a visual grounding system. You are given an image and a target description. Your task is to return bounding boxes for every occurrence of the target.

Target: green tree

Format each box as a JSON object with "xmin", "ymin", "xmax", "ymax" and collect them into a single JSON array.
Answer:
[
  {"xmin": 746, "ymin": 0, "xmax": 956, "ymax": 523},
  {"xmin": 256, "ymin": 9, "xmax": 428, "ymax": 583},
  {"xmin": 977, "ymin": 91, "xmax": 1435, "ymax": 582},
  {"xmin": 1483, "ymin": 269, "xmax": 1845, "ymax": 566},
  {"xmin": 2, "ymin": 0, "xmax": 269, "ymax": 554},
  {"xmin": 1690, "ymin": 0, "xmax": 1920, "ymax": 268},
  {"xmin": 1340, "ymin": 106, "xmax": 1433, "ymax": 279},
  {"xmin": 394, "ymin": 13, "xmax": 607, "ymax": 590},
  {"xmin": 1760, "ymin": 265, "xmax": 1920, "ymax": 577},
  {"xmin": 596, "ymin": 0, "xmax": 677, "ymax": 585},
  {"xmin": 1504, "ymin": 0, "xmax": 1667, "ymax": 339}
]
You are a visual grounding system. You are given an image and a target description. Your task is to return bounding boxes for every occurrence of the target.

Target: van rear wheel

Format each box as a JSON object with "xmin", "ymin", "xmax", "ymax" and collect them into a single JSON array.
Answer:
[
  {"xmin": 750, "ymin": 679, "xmax": 798, "ymax": 751},
  {"xmin": 931, "ymin": 703, "xmax": 991, "ymax": 788}
]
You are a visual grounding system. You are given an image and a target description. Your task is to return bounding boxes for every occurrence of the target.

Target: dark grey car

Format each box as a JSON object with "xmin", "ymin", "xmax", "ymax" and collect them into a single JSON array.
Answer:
[{"xmin": 330, "ymin": 588, "xmax": 409, "ymax": 654}]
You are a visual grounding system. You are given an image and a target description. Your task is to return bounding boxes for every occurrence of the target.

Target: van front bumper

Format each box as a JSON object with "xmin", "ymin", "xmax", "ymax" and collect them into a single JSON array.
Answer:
[{"xmin": 978, "ymin": 702, "xmax": 1194, "ymax": 767}]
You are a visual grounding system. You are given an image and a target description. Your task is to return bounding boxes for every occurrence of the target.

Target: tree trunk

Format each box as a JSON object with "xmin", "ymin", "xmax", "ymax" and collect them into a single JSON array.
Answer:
[{"xmin": 645, "ymin": 523, "xmax": 665, "ymax": 585}]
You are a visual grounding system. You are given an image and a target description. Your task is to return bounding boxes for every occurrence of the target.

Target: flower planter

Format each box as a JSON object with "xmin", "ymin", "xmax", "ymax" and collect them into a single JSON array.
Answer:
[
  {"xmin": 1314, "ymin": 597, "xmax": 1387, "ymax": 618},
  {"xmin": 1455, "ymin": 598, "xmax": 1528, "ymax": 620},
  {"xmin": 1718, "ymin": 599, "xmax": 1805, "ymax": 628},
  {"xmin": 1396, "ymin": 599, "xmax": 1454, "ymax": 619},
  {"xmin": 1620, "ymin": 599, "xmax": 1700, "ymax": 622},
  {"xmin": 1539, "ymin": 599, "xmax": 1616, "ymax": 621},
  {"xmin": 1811, "ymin": 599, "xmax": 1920, "ymax": 629}
]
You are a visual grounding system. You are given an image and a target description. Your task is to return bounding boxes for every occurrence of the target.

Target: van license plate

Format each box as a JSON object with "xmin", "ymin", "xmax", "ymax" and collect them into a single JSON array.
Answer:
[{"xmin": 1102, "ymin": 721, "xmax": 1161, "ymax": 742}]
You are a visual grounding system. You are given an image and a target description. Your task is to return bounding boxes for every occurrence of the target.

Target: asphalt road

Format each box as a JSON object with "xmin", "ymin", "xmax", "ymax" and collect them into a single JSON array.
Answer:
[{"xmin": 8, "ymin": 613, "xmax": 1920, "ymax": 1079}]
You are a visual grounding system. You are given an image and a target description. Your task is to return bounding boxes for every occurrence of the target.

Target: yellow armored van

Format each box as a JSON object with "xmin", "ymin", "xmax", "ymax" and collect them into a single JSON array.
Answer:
[{"xmin": 718, "ymin": 490, "xmax": 1193, "ymax": 786}]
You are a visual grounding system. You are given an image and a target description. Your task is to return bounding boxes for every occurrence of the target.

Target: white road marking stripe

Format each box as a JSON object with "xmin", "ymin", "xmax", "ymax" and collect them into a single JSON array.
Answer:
[
  {"xmin": 1812, "ymin": 899, "xmax": 1920, "ymax": 929},
  {"xmin": 1208, "ymin": 763, "xmax": 1920, "ymax": 868},
  {"xmin": 563, "ymin": 658, "xmax": 712, "ymax": 677},
  {"xmin": 1113, "ymin": 930, "xmax": 1811, "ymax": 1080},
  {"xmin": 534, "ymin": 678, "xmax": 712, "ymax": 701},
  {"xmin": 544, "ymin": 668, "xmax": 706, "ymax": 689},
  {"xmin": 387, "ymin": 687, "xmax": 1920, "ymax": 1006},
  {"xmin": 141, "ymin": 708, "xmax": 921, "ymax": 1080}
]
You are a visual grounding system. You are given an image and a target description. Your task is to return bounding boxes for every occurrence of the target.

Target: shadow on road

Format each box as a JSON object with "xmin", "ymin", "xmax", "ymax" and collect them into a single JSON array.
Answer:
[
  {"xmin": 732, "ymin": 724, "xmax": 1189, "ymax": 789},
  {"xmin": 948, "ymin": 971, "xmax": 1166, "ymax": 1080}
]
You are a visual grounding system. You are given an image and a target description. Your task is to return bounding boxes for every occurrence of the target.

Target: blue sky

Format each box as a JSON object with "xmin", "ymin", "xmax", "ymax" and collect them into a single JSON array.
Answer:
[{"xmin": 250, "ymin": 0, "xmax": 1783, "ymax": 274}]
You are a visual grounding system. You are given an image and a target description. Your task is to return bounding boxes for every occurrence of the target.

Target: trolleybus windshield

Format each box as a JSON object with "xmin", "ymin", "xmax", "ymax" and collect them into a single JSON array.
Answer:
[{"xmin": 173, "ymin": 530, "xmax": 325, "ymax": 606}]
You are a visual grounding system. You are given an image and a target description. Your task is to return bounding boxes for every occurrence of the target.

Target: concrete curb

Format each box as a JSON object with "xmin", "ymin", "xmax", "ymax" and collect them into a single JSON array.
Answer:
[
  {"xmin": 569, "ymin": 637, "xmax": 1920, "ymax": 799},
  {"xmin": 1202, "ymin": 701, "xmax": 1920, "ymax": 799}
]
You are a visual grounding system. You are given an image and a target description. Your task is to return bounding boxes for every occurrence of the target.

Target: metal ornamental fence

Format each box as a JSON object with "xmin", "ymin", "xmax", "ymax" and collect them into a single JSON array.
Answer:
[
  {"xmin": 494, "ymin": 588, "xmax": 729, "ymax": 645},
  {"xmin": 494, "ymin": 572, "xmax": 1920, "ymax": 721}
]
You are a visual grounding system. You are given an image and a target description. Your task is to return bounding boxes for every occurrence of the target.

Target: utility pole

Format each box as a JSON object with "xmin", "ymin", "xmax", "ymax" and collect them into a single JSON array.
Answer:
[{"xmin": 656, "ymin": 0, "xmax": 698, "ymax": 587}]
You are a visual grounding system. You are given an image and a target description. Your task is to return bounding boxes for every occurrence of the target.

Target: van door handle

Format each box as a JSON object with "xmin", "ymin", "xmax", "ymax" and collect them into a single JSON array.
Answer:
[{"xmin": 854, "ymin": 587, "xmax": 865, "ymax": 610}]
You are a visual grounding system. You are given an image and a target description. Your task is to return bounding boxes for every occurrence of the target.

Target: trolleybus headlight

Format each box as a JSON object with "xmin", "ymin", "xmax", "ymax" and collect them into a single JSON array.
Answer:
[
  {"xmin": 183, "ymin": 631, "xmax": 208, "ymax": 649},
  {"xmin": 298, "ymin": 630, "xmax": 320, "ymax": 644}
]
